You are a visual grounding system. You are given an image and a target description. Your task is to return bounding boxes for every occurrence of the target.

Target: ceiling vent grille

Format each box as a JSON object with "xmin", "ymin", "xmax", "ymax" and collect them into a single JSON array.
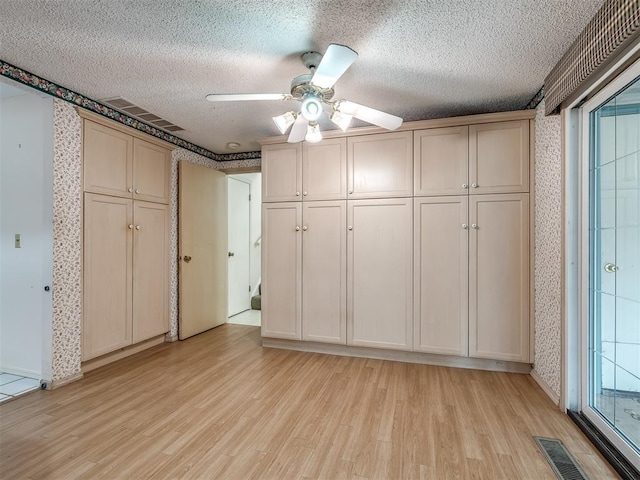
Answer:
[{"xmin": 100, "ymin": 97, "xmax": 185, "ymax": 132}]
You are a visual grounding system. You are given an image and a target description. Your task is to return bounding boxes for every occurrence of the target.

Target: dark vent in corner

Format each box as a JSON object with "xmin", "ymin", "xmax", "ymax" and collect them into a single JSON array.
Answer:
[
  {"xmin": 100, "ymin": 97, "xmax": 185, "ymax": 133},
  {"xmin": 534, "ymin": 437, "xmax": 589, "ymax": 480}
]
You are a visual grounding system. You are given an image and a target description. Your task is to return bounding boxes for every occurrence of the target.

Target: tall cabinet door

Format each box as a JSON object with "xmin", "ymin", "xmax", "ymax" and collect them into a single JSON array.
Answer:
[
  {"xmin": 348, "ymin": 198, "xmax": 413, "ymax": 350},
  {"xmin": 262, "ymin": 202, "xmax": 302, "ymax": 339},
  {"xmin": 83, "ymin": 193, "xmax": 133, "ymax": 360},
  {"xmin": 302, "ymin": 201, "xmax": 347, "ymax": 344},
  {"xmin": 414, "ymin": 197, "xmax": 468, "ymax": 355},
  {"xmin": 302, "ymin": 138, "xmax": 347, "ymax": 200},
  {"xmin": 132, "ymin": 201, "xmax": 170, "ymax": 343},
  {"xmin": 262, "ymin": 143, "xmax": 302, "ymax": 202},
  {"xmin": 469, "ymin": 194, "xmax": 529, "ymax": 362}
]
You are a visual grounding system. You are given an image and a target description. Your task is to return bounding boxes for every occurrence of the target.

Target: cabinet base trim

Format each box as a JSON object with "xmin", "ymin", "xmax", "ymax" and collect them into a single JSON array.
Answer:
[
  {"xmin": 82, "ymin": 335, "xmax": 166, "ymax": 373},
  {"xmin": 49, "ymin": 372, "xmax": 84, "ymax": 390},
  {"xmin": 262, "ymin": 338, "xmax": 532, "ymax": 374},
  {"xmin": 531, "ymin": 368, "xmax": 561, "ymax": 406},
  {"xmin": 164, "ymin": 333, "xmax": 179, "ymax": 343}
]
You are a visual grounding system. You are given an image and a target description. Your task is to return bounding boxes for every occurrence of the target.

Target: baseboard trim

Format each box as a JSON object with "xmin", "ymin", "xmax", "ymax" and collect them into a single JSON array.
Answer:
[
  {"xmin": 164, "ymin": 333, "xmax": 179, "ymax": 343},
  {"xmin": 0, "ymin": 365, "xmax": 41, "ymax": 379},
  {"xmin": 531, "ymin": 369, "xmax": 561, "ymax": 406},
  {"xmin": 81, "ymin": 335, "xmax": 166, "ymax": 373},
  {"xmin": 262, "ymin": 338, "xmax": 532, "ymax": 374},
  {"xmin": 49, "ymin": 372, "xmax": 83, "ymax": 390}
]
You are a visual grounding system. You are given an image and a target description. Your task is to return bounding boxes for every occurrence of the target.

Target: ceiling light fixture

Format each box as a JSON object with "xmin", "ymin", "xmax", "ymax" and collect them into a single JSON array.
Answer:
[
  {"xmin": 300, "ymin": 94, "xmax": 323, "ymax": 121},
  {"xmin": 272, "ymin": 111, "xmax": 297, "ymax": 134},
  {"xmin": 305, "ymin": 122, "xmax": 322, "ymax": 143},
  {"xmin": 226, "ymin": 142, "xmax": 241, "ymax": 149},
  {"xmin": 330, "ymin": 108, "xmax": 353, "ymax": 132}
]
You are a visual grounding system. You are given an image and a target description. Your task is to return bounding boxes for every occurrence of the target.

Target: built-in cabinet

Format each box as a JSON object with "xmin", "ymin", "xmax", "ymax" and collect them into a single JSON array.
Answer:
[
  {"xmin": 81, "ymin": 114, "xmax": 171, "ymax": 362},
  {"xmin": 261, "ymin": 110, "xmax": 534, "ymax": 368}
]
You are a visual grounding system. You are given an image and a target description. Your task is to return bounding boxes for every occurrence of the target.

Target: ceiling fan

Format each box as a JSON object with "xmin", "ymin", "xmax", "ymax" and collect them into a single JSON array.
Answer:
[{"xmin": 205, "ymin": 44, "xmax": 403, "ymax": 143}]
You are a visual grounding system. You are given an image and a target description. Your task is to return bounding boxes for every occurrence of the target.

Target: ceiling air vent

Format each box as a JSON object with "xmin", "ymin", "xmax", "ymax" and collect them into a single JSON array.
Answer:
[{"xmin": 100, "ymin": 97, "xmax": 185, "ymax": 133}]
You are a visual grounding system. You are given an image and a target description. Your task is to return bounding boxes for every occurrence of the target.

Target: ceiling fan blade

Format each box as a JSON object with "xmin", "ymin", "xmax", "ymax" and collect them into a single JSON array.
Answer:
[
  {"xmin": 287, "ymin": 115, "xmax": 307, "ymax": 143},
  {"xmin": 311, "ymin": 44, "xmax": 358, "ymax": 89},
  {"xmin": 206, "ymin": 93, "xmax": 288, "ymax": 102},
  {"xmin": 338, "ymin": 101, "xmax": 403, "ymax": 130}
]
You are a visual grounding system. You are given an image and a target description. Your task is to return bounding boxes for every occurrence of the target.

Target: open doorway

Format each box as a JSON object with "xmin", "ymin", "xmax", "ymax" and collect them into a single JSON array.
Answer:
[{"xmin": 227, "ymin": 173, "xmax": 261, "ymax": 327}]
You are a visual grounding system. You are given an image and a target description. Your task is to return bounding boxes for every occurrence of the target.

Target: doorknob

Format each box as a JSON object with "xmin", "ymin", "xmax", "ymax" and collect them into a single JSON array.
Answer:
[
  {"xmin": 183, "ymin": 255, "xmax": 192, "ymax": 263},
  {"xmin": 228, "ymin": 252, "xmax": 235, "ymax": 257},
  {"xmin": 604, "ymin": 263, "xmax": 618, "ymax": 273}
]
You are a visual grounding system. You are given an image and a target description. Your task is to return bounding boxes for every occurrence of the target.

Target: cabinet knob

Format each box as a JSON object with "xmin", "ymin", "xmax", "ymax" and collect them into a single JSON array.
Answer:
[
  {"xmin": 303, "ymin": 191, "xmax": 308, "ymax": 196},
  {"xmin": 183, "ymin": 255, "xmax": 192, "ymax": 263},
  {"xmin": 128, "ymin": 188, "xmax": 133, "ymax": 193},
  {"xmin": 128, "ymin": 224, "xmax": 134, "ymax": 229},
  {"xmin": 136, "ymin": 225, "xmax": 141, "ymax": 230},
  {"xmin": 135, "ymin": 189, "xmax": 141, "ymax": 194},
  {"xmin": 604, "ymin": 263, "xmax": 618, "ymax": 273},
  {"xmin": 302, "ymin": 226, "xmax": 308, "ymax": 231},
  {"xmin": 295, "ymin": 226, "xmax": 300, "ymax": 231},
  {"xmin": 462, "ymin": 224, "xmax": 468, "ymax": 229},
  {"xmin": 471, "ymin": 223, "xmax": 478, "ymax": 229},
  {"xmin": 228, "ymin": 251, "xmax": 235, "ymax": 257},
  {"xmin": 349, "ymin": 190, "xmax": 353, "ymax": 194},
  {"xmin": 462, "ymin": 184, "xmax": 468, "ymax": 189},
  {"xmin": 471, "ymin": 183, "xmax": 478, "ymax": 188},
  {"xmin": 348, "ymin": 226, "xmax": 353, "ymax": 231},
  {"xmin": 296, "ymin": 191, "xmax": 300, "ymax": 196}
]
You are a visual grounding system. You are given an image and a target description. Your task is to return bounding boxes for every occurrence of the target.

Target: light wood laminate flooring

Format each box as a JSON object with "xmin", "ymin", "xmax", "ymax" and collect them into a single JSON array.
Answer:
[{"xmin": 0, "ymin": 324, "xmax": 619, "ymax": 479}]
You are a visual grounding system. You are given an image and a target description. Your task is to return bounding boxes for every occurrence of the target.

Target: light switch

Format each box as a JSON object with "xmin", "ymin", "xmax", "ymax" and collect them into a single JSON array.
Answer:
[{"xmin": 15, "ymin": 234, "xmax": 21, "ymax": 248}]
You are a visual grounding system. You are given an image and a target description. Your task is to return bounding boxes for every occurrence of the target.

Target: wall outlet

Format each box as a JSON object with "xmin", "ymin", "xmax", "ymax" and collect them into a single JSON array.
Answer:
[{"xmin": 15, "ymin": 234, "xmax": 20, "ymax": 248}]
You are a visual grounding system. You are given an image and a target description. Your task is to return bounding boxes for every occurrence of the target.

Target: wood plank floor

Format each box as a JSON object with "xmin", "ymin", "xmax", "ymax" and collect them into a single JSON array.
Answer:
[{"xmin": 0, "ymin": 324, "xmax": 619, "ymax": 479}]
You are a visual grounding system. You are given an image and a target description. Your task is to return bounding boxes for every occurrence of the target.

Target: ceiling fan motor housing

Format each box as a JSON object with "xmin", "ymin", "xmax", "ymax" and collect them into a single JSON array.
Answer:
[{"xmin": 290, "ymin": 74, "xmax": 335, "ymax": 101}]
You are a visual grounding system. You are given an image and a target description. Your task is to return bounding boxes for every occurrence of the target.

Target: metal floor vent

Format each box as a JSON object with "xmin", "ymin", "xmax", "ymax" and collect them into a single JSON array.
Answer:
[
  {"xmin": 534, "ymin": 437, "xmax": 589, "ymax": 480},
  {"xmin": 100, "ymin": 97, "xmax": 185, "ymax": 132}
]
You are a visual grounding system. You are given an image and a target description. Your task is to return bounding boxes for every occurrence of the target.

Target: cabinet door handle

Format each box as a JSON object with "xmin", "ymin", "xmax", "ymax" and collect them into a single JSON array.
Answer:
[
  {"xmin": 604, "ymin": 263, "xmax": 618, "ymax": 273},
  {"xmin": 183, "ymin": 255, "xmax": 192, "ymax": 263},
  {"xmin": 295, "ymin": 226, "xmax": 300, "ymax": 231},
  {"xmin": 135, "ymin": 225, "xmax": 141, "ymax": 230},
  {"xmin": 349, "ymin": 190, "xmax": 353, "ymax": 194},
  {"xmin": 348, "ymin": 226, "xmax": 353, "ymax": 231},
  {"xmin": 462, "ymin": 224, "xmax": 468, "ymax": 229},
  {"xmin": 295, "ymin": 191, "xmax": 300, "ymax": 196},
  {"xmin": 471, "ymin": 183, "xmax": 478, "ymax": 188},
  {"xmin": 128, "ymin": 188, "xmax": 133, "ymax": 193},
  {"xmin": 471, "ymin": 223, "xmax": 478, "ymax": 229},
  {"xmin": 303, "ymin": 191, "xmax": 308, "ymax": 196},
  {"xmin": 128, "ymin": 224, "xmax": 134, "ymax": 229},
  {"xmin": 135, "ymin": 189, "xmax": 141, "ymax": 194},
  {"xmin": 302, "ymin": 226, "xmax": 308, "ymax": 231},
  {"xmin": 462, "ymin": 184, "xmax": 468, "ymax": 189}
]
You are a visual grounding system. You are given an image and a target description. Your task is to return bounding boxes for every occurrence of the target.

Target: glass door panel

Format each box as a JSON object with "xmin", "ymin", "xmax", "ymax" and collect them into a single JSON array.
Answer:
[{"xmin": 589, "ymin": 76, "xmax": 640, "ymax": 459}]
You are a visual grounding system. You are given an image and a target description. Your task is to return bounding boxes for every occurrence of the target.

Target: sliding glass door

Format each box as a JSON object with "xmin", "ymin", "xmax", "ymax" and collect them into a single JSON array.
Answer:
[{"xmin": 584, "ymin": 66, "xmax": 640, "ymax": 468}]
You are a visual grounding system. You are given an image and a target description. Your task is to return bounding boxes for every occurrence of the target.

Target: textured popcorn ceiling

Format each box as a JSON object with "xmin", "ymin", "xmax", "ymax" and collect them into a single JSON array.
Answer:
[{"xmin": 0, "ymin": 0, "xmax": 603, "ymax": 153}]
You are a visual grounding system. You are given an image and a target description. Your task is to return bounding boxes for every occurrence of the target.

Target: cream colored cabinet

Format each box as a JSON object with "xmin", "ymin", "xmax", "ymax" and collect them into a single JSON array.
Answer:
[
  {"xmin": 469, "ymin": 120, "xmax": 529, "ymax": 194},
  {"xmin": 262, "ymin": 143, "xmax": 302, "ymax": 202},
  {"xmin": 414, "ymin": 120, "xmax": 529, "ymax": 196},
  {"xmin": 414, "ymin": 126, "xmax": 469, "ymax": 196},
  {"xmin": 414, "ymin": 197, "xmax": 469, "ymax": 355},
  {"xmin": 83, "ymin": 119, "xmax": 171, "ymax": 204},
  {"xmin": 302, "ymin": 201, "xmax": 347, "ymax": 344},
  {"xmin": 83, "ymin": 193, "xmax": 133, "ymax": 359},
  {"xmin": 348, "ymin": 132, "xmax": 413, "ymax": 198},
  {"xmin": 261, "ymin": 202, "xmax": 302, "ymax": 339},
  {"xmin": 469, "ymin": 194, "xmax": 529, "ymax": 362},
  {"xmin": 302, "ymin": 138, "xmax": 347, "ymax": 200},
  {"xmin": 347, "ymin": 198, "xmax": 413, "ymax": 350},
  {"xmin": 83, "ymin": 194, "xmax": 169, "ymax": 360},
  {"xmin": 132, "ymin": 201, "xmax": 170, "ymax": 343}
]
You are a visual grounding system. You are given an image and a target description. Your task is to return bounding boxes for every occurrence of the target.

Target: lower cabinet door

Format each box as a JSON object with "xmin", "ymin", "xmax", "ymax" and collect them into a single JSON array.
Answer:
[
  {"xmin": 83, "ymin": 193, "xmax": 133, "ymax": 360},
  {"xmin": 302, "ymin": 201, "xmax": 347, "ymax": 344},
  {"xmin": 414, "ymin": 197, "xmax": 469, "ymax": 355},
  {"xmin": 262, "ymin": 202, "xmax": 302, "ymax": 339},
  {"xmin": 132, "ymin": 201, "xmax": 170, "ymax": 342},
  {"xmin": 347, "ymin": 198, "xmax": 413, "ymax": 350},
  {"xmin": 469, "ymin": 193, "xmax": 529, "ymax": 362}
]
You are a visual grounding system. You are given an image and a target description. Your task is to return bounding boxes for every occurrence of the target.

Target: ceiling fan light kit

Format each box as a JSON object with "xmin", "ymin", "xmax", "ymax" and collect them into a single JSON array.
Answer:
[{"xmin": 206, "ymin": 44, "xmax": 403, "ymax": 143}]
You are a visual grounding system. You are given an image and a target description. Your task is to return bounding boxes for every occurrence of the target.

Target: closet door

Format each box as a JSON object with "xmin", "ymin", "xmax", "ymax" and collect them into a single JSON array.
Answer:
[
  {"xmin": 132, "ymin": 201, "xmax": 170, "ymax": 343},
  {"xmin": 83, "ymin": 193, "xmax": 133, "ymax": 360},
  {"xmin": 302, "ymin": 138, "xmax": 347, "ymax": 200},
  {"xmin": 302, "ymin": 201, "xmax": 347, "ymax": 344},
  {"xmin": 347, "ymin": 198, "xmax": 413, "ymax": 350},
  {"xmin": 262, "ymin": 143, "xmax": 302, "ymax": 202},
  {"xmin": 414, "ymin": 197, "xmax": 468, "ymax": 355},
  {"xmin": 133, "ymin": 139, "xmax": 171, "ymax": 204},
  {"xmin": 469, "ymin": 194, "xmax": 529, "ymax": 362},
  {"xmin": 262, "ymin": 202, "xmax": 302, "ymax": 339}
]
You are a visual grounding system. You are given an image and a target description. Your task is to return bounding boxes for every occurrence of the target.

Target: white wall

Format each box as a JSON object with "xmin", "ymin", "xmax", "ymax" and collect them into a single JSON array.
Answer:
[{"xmin": 0, "ymin": 91, "xmax": 54, "ymax": 380}]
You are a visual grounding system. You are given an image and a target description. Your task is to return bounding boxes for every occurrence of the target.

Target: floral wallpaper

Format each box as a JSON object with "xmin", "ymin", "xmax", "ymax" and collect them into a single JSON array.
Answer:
[
  {"xmin": 533, "ymin": 99, "xmax": 562, "ymax": 400},
  {"xmin": 51, "ymin": 100, "xmax": 82, "ymax": 382}
]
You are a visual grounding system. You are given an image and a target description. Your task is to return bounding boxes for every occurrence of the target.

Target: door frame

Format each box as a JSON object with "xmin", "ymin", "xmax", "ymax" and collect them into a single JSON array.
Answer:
[{"xmin": 227, "ymin": 176, "xmax": 252, "ymax": 316}]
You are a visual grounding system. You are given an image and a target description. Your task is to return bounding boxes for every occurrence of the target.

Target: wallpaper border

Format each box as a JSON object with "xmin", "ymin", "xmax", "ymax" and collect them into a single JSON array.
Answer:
[{"xmin": 0, "ymin": 60, "xmax": 261, "ymax": 162}]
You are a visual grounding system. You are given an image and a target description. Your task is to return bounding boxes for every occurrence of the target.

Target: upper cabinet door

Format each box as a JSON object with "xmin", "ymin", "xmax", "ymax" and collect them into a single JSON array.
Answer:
[
  {"xmin": 469, "ymin": 120, "xmax": 530, "ymax": 194},
  {"xmin": 302, "ymin": 138, "xmax": 347, "ymax": 200},
  {"xmin": 133, "ymin": 139, "xmax": 171, "ymax": 204},
  {"xmin": 83, "ymin": 120, "xmax": 133, "ymax": 198},
  {"xmin": 262, "ymin": 143, "xmax": 302, "ymax": 202},
  {"xmin": 414, "ymin": 126, "xmax": 469, "ymax": 196},
  {"xmin": 348, "ymin": 132, "xmax": 413, "ymax": 198}
]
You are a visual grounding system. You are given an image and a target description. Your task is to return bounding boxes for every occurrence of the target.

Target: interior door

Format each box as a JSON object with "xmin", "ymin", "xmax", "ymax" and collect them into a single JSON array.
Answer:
[
  {"xmin": 227, "ymin": 177, "xmax": 251, "ymax": 317},
  {"xmin": 178, "ymin": 161, "xmax": 228, "ymax": 339}
]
